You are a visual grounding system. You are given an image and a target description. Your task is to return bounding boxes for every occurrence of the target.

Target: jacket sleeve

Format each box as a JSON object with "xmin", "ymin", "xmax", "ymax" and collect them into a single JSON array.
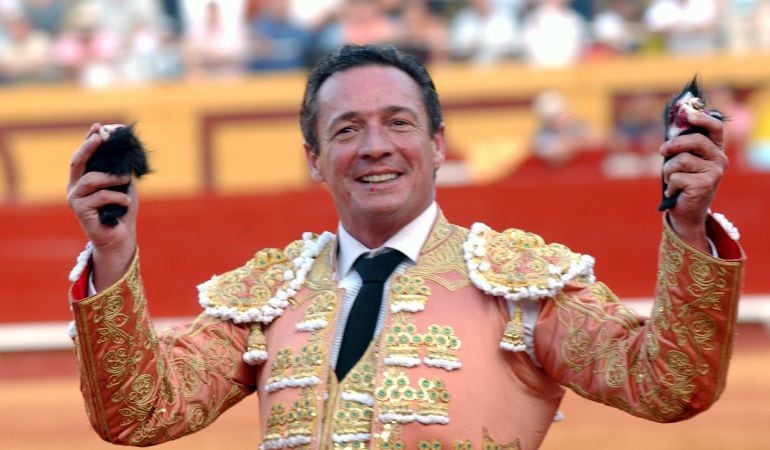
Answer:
[
  {"xmin": 533, "ymin": 215, "xmax": 745, "ymax": 422},
  {"xmin": 69, "ymin": 253, "xmax": 257, "ymax": 446}
]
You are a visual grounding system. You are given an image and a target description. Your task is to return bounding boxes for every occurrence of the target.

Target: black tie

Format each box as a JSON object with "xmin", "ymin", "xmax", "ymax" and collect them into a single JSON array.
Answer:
[{"xmin": 335, "ymin": 249, "xmax": 406, "ymax": 380}]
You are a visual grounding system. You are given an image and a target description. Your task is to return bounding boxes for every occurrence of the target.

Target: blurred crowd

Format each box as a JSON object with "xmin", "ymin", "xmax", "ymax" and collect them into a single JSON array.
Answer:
[
  {"xmin": 2, "ymin": 0, "xmax": 770, "ymax": 87},
  {"xmin": 2, "ymin": 0, "xmax": 770, "ymax": 177}
]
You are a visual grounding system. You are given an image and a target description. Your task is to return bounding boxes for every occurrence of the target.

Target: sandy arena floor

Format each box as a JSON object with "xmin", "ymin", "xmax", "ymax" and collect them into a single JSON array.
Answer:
[{"xmin": 1, "ymin": 325, "xmax": 768, "ymax": 450}]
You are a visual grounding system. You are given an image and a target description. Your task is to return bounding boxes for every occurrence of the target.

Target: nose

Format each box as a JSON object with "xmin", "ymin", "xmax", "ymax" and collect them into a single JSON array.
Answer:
[{"xmin": 358, "ymin": 124, "xmax": 394, "ymax": 159}]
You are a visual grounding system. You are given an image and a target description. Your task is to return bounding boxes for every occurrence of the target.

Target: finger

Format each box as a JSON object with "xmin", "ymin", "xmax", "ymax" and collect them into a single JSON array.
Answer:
[
  {"xmin": 664, "ymin": 171, "xmax": 716, "ymax": 199},
  {"xmin": 662, "ymin": 152, "xmax": 711, "ymax": 182},
  {"xmin": 85, "ymin": 122, "xmax": 102, "ymax": 138},
  {"xmin": 72, "ymin": 187, "xmax": 133, "ymax": 212},
  {"xmin": 684, "ymin": 109, "xmax": 724, "ymax": 147},
  {"xmin": 68, "ymin": 172, "xmax": 132, "ymax": 199},
  {"xmin": 660, "ymin": 132, "xmax": 725, "ymax": 160},
  {"xmin": 69, "ymin": 133, "xmax": 105, "ymax": 188}
]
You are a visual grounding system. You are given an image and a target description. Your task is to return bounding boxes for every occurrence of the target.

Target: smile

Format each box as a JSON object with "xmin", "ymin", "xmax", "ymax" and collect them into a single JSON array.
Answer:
[{"xmin": 359, "ymin": 173, "xmax": 399, "ymax": 183}]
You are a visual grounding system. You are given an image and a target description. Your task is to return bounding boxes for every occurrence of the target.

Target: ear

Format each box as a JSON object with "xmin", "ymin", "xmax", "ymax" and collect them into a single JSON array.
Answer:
[
  {"xmin": 432, "ymin": 123, "xmax": 447, "ymax": 167},
  {"xmin": 304, "ymin": 143, "xmax": 324, "ymax": 182}
]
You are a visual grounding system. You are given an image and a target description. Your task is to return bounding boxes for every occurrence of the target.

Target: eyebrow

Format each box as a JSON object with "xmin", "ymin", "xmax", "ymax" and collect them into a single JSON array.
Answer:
[{"xmin": 326, "ymin": 106, "xmax": 420, "ymax": 133}]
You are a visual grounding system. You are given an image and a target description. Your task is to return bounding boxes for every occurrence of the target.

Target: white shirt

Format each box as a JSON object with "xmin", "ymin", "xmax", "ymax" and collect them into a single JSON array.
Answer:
[{"xmin": 329, "ymin": 202, "xmax": 438, "ymax": 368}]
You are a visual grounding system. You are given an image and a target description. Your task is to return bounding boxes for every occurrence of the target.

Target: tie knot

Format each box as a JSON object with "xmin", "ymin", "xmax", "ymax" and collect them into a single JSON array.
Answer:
[{"xmin": 353, "ymin": 250, "xmax": 406, "ymax": 284}]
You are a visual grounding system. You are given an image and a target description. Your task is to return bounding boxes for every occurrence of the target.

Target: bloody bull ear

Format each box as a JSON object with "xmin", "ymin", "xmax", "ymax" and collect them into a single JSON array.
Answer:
[
  {"xmin": 658, "ymin": 76, "xmax": 724, "ymax": 212},
  {"xmin": 84, "ymin": 124, "xmax": 151, "ymax": 226}
]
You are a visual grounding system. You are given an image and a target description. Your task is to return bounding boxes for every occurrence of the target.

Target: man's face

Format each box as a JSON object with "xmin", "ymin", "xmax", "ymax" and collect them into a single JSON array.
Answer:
[{"xmin": 306, "ymin": 65, "xmax": 446, "ymax": 244}]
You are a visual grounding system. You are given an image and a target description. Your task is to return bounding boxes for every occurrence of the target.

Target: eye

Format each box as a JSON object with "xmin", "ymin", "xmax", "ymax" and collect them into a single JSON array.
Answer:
[
  {"xmin": 333, "ymin": 125, "xmax": 357, "ymax": 139},
  {"xmin": 390, "ymin": 118, "xmax": 412, "ymax": 128}
]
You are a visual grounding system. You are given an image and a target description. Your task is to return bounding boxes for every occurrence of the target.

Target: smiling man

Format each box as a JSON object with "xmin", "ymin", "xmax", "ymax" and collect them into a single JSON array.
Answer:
[{"xmin": 67, "ymin": 45, "xmax": 744, "ymax": 449}]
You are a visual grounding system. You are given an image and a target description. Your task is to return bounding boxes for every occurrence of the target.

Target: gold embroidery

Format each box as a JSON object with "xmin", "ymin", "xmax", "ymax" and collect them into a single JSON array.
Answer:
[
  {"xmin": 383, "ymin": 315, "xmax": 422, "ymax": 366},
  {"xmin": 500, "ymin": 307, "xmax": 525, "ymax": 351},
  {"xmin": 375, "ymin": 368, "xmax": 450, "ymax": 424},
  {"xmin": 453, "ymin": 441, "xmax": 473, "ymax": 450},
  {"xmin": 305, "ymin": 240, "xmax": 336, "ymax": 291},
  {"xmin": 423, "ymin": 325, "xmax": 461, "ymax": 369},
  {"xmin": 345, "ymin": 360, "xmax": 377, "ymax": 397},
  {"xmin": 556, "ymin": 225, "xmax": 741, "ymax": 422},
  {"xmin": 469, "ymin": 226, "xmax": 591, "ymax": 299},
  {"xmin": 415, "ymin": 377, "xmax": 450, "ymax": 422},
  {"xmin": 374, "ymin": 424, "xmax": 404, "ymax": 450},
  {"xmin": 297, "ymin": 290, "xmax": 338, "ymax": 329},
  {"xmin": 264, "ymin": 389, "xmax": 318, "ymax": 445},
  {"xmin": 265, "ymin": 344, "xmax": 323, "ymax": 391},
  {"xmin": 390, "ymin": 275, "xmax": 431, "ymax": 311},
  {"xmin": 382, "ymin": 318, "xmax": 463, "ymax": 371},
  {"xmin": 267, "ymin": 348, "xmax": 293, "ymax": 385},
  {"xmin": 330, "ymin": 349, "xmax": 377, "ymax": 448},
  {"xmin": 421, "ymin": 213, "xmax": 453, "ymax": 253},
  {"xmin": 481, "ymin": 428, "xmax": 522, "ymax": 450},
  {"xmin": 246, "ymin": 322, "xmax": 267, "ymax": 355},
  {"xmin": 286, "ymin": 396, "xmax": 317, "ymax": 438},
  {"xmin": 333, "ymin": 400, "xmax": 373, "ymax": 436},
  {"xmin": 200, "ymin": 251, "xmax": 291, "ymax": 313},
  {"xmin": 293, "ymin": 344, "xmax": 324, "ymax": 379},
  {"xmin": 265, "ymin": 403, "xmax": 287, "ymax": 441},
  {"xmin": 410, "ymin": 217, "xmax": 469, "ymax": 292},
  {"xmin": 376, "ymin": 368, "xmax": 414, "ymax": 419},
  {"xmin": 419, "ymin": 440, "xmax": 443, "ymax": 450}
]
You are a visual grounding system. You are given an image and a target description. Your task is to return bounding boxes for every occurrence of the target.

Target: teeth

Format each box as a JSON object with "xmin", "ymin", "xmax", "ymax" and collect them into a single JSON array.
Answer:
[{"xmin": 361, "ymin": 173, "xmax": 398, "ymax": 183}]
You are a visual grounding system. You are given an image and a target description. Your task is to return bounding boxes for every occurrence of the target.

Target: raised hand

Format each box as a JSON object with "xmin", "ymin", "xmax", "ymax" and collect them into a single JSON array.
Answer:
[{"xmin": 67, "ymin": 123, "xmax": 138, "ymax": 291}]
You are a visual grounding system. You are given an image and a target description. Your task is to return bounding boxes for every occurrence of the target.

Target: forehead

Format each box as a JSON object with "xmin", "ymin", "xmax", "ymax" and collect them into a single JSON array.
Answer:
[{"xmin": 316, "ymin": 65, "xmax": 425, "ymax": 120}]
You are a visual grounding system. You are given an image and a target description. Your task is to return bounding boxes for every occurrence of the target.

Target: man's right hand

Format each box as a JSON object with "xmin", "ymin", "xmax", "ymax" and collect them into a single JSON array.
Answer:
[{"xmin": 67, "ymin": 123, "xmax": 138, "ymax": 292}]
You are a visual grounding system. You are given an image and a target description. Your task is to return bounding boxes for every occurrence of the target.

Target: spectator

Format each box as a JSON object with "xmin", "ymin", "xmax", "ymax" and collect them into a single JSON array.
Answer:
[
  {"xmin": 602, "ymin": 92, "xmax": 665, "ymax": 178},
  {"xmin": 120, "ymin": 17, "xmax": 184, "ymax": 84},
  {"xmin": 590, "ymin": 0, "xmax": 645, "ymax": 56},
  {"xmin": 160, "ymin": 0, "xmax": 184, "ymax": 37},
  {"xmin": 394, "ymin": 0, "xmax": 449, "ymax": 63},
  {"xmin": 521, "ymin": 0, "xmax": 587, "ymax": 67},
  {"xmin": 288, "ymin": 0, "xmax": 342, "ymax": 30},
  {"xmin": 720, "ymin": 0, "xmax": 770, "ymax": 53},
  {"xmin": 20, "ymin": 0, "xmax": 67, "ymax": 36},
  {"xmin": 83, "ymin": 0, "xmax": 163, "ymax": 41},
  {"xmin": 643, "ymin": 0, "xmax": 719, "ymax": 55},
  {"xmin": 337, "ymin": 0, "xmax": 398, "ymax": 45},
  {"xmin": 0, "ymin": 0, "xmax": 20, "ymax": 18},
  {"xmin": 182, "ymin": 0, "xmax": 247, "ymax": 80},
  {"xmin": 530, "ymin": 90, "xmax": 603, "ymax": 167},
  {"xmin": 313, "ymin": 0, "xmax": 398, "ymax": 59},
  {"xmin": 0, "ymin": 13, "xmax": 55, "ymax": 83},
  {"xmin": 245, "ymin": 0, "xmax": 312, "ymax": 71},
  {"xmin": 449, "ymin": 0, "xmax": 520, "ymax": 65},
  {"xmin": 707, "ymin": 84, "xmax": 754, "ymax": 171},
  {"xmin": 52, "ymin": 2, "xmax": 121, "ymax": 88}
]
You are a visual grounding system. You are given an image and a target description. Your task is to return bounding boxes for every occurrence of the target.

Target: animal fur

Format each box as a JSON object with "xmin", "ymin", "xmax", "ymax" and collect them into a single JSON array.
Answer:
[
  {"xmin": 85, "ymin": 124, "xmax": 151, "ymax": 225},
  {"xmin": 658, "ymin": 76, "xmax": 724, "ymax": 211}
]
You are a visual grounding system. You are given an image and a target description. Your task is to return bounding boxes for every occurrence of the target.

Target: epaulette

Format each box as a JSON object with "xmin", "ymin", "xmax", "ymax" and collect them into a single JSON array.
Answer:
[
  {"xmin": 463, "ymin": 223, "xmax": 595, "ymax": 302},
  {"xmin": 197, "ymin": 231, "xmax": 335, "ymax": 325}
]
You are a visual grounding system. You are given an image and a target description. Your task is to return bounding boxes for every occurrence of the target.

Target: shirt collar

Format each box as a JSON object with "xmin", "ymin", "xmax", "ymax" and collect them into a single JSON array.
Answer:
[{"xmin": 337, "ymin": 202, "xmax": 438, "ymax": 278}]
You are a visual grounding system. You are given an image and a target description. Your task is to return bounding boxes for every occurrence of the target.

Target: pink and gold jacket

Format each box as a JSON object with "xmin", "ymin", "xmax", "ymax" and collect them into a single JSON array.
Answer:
[{"xmin": 69, "ymin": 213, "xmax": 744, "ymax": 449}]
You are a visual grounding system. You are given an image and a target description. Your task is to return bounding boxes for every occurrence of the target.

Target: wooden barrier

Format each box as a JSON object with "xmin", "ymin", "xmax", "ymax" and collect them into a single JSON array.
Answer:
[
  {"xmin": 1, "ymin": 169, "xmax": 767, "ymax": 325},
  {"xmin": 2, "ymin": 52, "xmax": 770, "ymax": 204}
]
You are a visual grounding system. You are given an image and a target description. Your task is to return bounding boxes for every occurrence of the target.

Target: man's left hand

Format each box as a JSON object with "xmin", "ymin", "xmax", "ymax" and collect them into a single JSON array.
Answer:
[{"xmin": 660, "ymin": 109, "xmax": 727, "ymax": 253}]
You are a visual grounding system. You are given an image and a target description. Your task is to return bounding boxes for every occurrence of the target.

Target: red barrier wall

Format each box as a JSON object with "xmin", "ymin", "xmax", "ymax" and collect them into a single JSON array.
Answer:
[{"xmin": 2, "ymin": 171, "xmax": 767, "ymax": 324}]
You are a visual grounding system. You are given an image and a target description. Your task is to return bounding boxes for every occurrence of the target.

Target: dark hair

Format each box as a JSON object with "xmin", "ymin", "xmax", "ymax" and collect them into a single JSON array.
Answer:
[{"xmin": 300, "ymin": 44, "xmax": 442, "ymax": 153}]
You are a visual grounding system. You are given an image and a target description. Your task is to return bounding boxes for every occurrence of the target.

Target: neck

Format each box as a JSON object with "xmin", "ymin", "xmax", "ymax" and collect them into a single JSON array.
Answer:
[
  {"xmin": 343, "ymin": 219, "xmax": 406, "ymax": 249},
  {"xmin": 341, "ymin": 202, "xmax": 434, "ymax": 249}
]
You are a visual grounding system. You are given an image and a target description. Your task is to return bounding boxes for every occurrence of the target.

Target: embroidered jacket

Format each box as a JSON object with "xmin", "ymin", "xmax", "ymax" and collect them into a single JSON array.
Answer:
[{"xmin": 69, "ymin": 213, "xmax": 744, "ymax": 449}]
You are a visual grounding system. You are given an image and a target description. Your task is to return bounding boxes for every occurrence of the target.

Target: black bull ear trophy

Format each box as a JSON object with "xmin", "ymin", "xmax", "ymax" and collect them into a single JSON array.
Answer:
[
  {"xmin": 659, "ymin": 76, "xmax": 724, "ymax": 211},
  {"xmin": 84, "ymin": 124, "xmax": 151, "ymax": 226}
]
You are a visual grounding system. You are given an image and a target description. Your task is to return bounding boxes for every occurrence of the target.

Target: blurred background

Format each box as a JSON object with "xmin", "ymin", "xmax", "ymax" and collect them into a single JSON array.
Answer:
[{"xmin": 0, "ymin": 0, "xmax": 769, "ymax": 449}]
